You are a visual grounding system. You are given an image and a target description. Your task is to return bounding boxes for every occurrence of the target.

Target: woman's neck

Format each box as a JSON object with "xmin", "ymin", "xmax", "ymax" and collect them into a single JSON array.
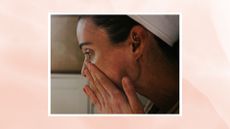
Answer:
[{"xmin": 136, "ymin": 51, "xmax": 179, "ymax": 112}]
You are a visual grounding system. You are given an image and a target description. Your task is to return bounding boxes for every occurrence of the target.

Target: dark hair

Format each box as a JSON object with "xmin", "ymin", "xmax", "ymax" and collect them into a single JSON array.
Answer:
[
  {"xmin": 78, "ymin": 15, "xmax": 140, "ymax": 43},
  {"xmin": 78, "ymin": 15, "xmax": 179, "ymax": 60},
  {"xmin": 154, "ymin": 35, "xmax": 179, "ymax": 61}
]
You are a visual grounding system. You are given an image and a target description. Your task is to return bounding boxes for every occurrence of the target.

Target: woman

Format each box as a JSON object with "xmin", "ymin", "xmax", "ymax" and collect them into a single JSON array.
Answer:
[{"xmin": 76, "ymin": 15, "xmax": 179, "ymax": 114}]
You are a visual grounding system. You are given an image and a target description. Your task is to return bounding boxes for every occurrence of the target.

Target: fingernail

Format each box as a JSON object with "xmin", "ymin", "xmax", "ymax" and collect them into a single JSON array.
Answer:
[
  {"xmin": 83, "ymin": 87, "xmax": 86, "ymax": 93},
  {"xmin": 83, "ymin": 68, "xmax": 87, "ymax": 76}
]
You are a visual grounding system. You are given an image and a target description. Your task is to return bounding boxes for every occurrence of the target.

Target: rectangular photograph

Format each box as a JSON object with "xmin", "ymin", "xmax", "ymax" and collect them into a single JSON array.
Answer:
[{"xmin": 49, "ymin": 14, "xmax": 181, "ymax": 115}]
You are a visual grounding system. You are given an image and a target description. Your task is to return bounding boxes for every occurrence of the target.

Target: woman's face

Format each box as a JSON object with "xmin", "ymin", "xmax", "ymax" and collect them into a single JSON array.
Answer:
[{"xmin": 77, "ymin": 18, "xmax": 136, "ymax": 87}]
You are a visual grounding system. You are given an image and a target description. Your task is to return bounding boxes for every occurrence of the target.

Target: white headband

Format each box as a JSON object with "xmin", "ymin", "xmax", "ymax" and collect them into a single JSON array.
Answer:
[{"xmin": 129, "ymin": 15, "xmax": 179, "ymax": 46}]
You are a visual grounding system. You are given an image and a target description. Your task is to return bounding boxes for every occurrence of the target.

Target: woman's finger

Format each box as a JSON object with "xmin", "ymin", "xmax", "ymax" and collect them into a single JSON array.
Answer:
[
  {"xmin": 84, "ymin": 66, "xmax": 102, "ymax": 96},
  {"xmin": 92, "ymin": 77, "xmax": 109, "ymax": 107},
  {"xmin": 85, "ymin": 62, "xmax": 108, "ymax": 94},
  {"xmin": 83, "ymin": 85, "xmax": 101, "ymax": 109},
  {"xmin": 122, "ymin": 76, "xmax": 144, "ymax": 113},
  {"xmin": 86, "ymin": 62, "xmax": 120, "ymax": 95},
  {"xmin": 84, "ymin": 65, "xmax": 107, "ymax": 105},
  {"xmin": 84, "ymin": 64, "xmax": 108, "ymax": 105},
  {"xmin": 83, "ymin": 65, "xmax": 94, "ymax": 84}
]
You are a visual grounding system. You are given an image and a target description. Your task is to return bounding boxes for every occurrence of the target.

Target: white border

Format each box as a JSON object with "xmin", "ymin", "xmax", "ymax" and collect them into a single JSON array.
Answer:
[
  {"xmin": 48, "ymin": 12, "xmax": 182, "ymax": 117},
  {"xmin": 48, "ymin": 13, "xmax": 51, "ymax": 116}
]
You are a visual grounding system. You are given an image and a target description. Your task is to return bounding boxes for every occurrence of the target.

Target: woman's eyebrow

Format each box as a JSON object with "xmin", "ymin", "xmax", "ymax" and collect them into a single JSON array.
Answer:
[{"xmin": 79, "ymin": 42, "xmax": 92, "ymax": 50}]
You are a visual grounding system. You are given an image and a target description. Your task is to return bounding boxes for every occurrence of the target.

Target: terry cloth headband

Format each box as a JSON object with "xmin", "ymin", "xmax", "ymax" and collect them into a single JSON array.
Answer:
[{"xmin": 129, "ymin": 15, "xmax": 179, "ymax": 47}]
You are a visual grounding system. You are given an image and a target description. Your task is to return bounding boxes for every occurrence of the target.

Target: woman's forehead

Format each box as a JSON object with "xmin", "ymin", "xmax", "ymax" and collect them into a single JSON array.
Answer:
[
  {"xmin": 77, "ymin": 18, "xmax": 97, "ymax": 39},
  {"xmin": 77, "ymin": 18, "xmax": 112, "ymax": 49}
]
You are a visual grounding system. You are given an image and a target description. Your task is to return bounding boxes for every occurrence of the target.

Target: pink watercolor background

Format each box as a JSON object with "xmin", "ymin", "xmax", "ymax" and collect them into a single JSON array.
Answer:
[{"xmin": 0, "ymin": 0, "xmax": 230, "ymax": 129}]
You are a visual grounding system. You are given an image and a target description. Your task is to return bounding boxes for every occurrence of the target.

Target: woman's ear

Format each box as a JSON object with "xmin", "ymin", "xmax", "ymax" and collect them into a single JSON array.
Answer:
[{"xmin": 129, "ymin": 26, "xmax": 146, "ymax": 61}]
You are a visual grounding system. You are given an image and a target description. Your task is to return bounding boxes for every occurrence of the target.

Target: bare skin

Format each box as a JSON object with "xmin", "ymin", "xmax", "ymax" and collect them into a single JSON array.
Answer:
[{"xmin": 77, "ymin": 17, "xmax": 179, "ymax": 113}]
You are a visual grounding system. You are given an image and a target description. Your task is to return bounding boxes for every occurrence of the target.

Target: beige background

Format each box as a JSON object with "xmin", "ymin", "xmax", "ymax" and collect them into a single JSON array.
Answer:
[
  {"xmin": 51, "ymin": 15, "xmax": 83, "ymax": 73},
  {"xmin": 0, "ymin": 0, "xmax": 230, "ymax": 129}
]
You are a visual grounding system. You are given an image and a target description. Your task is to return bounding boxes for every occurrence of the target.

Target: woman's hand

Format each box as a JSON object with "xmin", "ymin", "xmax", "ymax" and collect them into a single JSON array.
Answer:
[{"xmin": 82, "ymin": 62, "xmax": 144, "ymax": 114}]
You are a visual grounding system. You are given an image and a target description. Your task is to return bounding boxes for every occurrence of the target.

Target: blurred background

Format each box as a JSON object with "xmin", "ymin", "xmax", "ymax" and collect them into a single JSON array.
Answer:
[
  {"xmin": 51, "ymin": 15, "xmax": 83, "ymax": 73},
  {"xmin": 50, "ymin": 15, "xmax": 91, "ymax": 114}
]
